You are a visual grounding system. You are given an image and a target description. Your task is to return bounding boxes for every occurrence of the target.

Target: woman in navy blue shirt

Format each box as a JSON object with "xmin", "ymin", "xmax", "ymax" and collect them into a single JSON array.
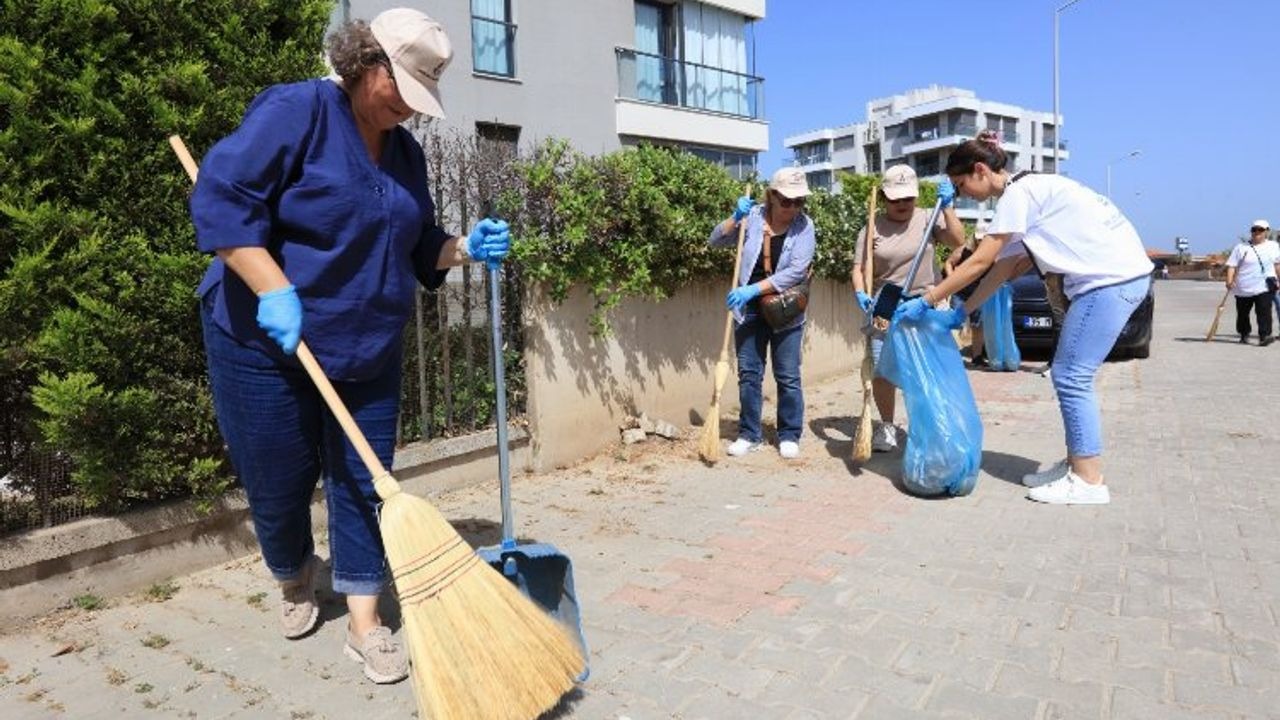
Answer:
[{"xmin": 190, "ymin": 9, "xmax": 508, "ymax": 683}]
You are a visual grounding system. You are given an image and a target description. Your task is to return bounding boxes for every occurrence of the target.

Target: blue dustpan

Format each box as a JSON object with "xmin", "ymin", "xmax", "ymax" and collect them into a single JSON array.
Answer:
[{"xmin": 475, "ymin": 259, "xmax": 589, "ymax": 681}]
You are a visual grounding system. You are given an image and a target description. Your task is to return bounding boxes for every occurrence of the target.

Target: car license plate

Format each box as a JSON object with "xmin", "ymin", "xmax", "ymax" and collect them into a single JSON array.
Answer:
[{"xmin": 1022, "ymin": 316, "xmax": 1052, "ymax": 329}]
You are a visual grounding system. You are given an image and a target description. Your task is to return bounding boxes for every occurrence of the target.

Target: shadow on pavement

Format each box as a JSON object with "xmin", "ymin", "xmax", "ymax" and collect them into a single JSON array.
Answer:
[
  {"xmin": 980, "ymin": 449, "xmax": 1042, "ymax": 486},
  {"xmin": 1176, "ymin": 336, "xmax": 1240, "ymax": 344}
]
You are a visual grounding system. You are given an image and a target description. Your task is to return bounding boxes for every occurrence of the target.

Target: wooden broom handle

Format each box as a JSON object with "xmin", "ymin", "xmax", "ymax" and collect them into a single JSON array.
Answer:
[
  {"xmin": 167, "ymin": 135, "xmax": 389, "ymax": 481},
  {"xmin": 719, "ymin": 183, "xmax": 753, "ymax": 358}
]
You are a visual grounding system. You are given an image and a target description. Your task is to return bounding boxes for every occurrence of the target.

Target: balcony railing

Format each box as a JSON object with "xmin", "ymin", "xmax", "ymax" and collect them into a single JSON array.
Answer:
[
  {"xmin": 616, "ymin": 47, "xmax": 764, "ymax": 120},
  {"xmin": 1042, "ymin": 138, "xmax": 1069, "ymax": 150},
  {"xmin": 913, "ymin": 123, "xmax": 978, "ymax": 142}
]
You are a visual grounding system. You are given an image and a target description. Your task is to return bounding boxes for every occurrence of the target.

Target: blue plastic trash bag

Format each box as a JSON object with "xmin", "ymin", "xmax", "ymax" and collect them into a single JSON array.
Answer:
[
  {"xmin": 981, "ymin": 283, "xmax": 1021, "ymax": 371},
  {"xmin": 878, "ymin": 309, "xmax": 983, "ymax": 497}
]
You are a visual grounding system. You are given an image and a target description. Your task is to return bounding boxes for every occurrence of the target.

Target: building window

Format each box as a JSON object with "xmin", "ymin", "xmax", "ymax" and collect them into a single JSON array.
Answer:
[
  {"xmin": 472, "ymin": 0, "xmax": 516, "ymax": 77},
  {"xmin": 915, "ymin": 152, "xmax": 940, "ymax": 177},
  {"xmin": 477, "ymin": 122, "xmax": 520, "ymax": 156},
  {"xmin": 805, "ymin": 170, "xmax": 832, "ymax": 192},
  {"xmin": 792, "ymin": 141, "xmax": 830, "ymax": 166},
  {"xmin": 688, "ymin": 145, "xmax": 757, "ymax": 181},
  {"xmin": 864, "ymin": 144, "xmax": 882, "ymax": 174}
]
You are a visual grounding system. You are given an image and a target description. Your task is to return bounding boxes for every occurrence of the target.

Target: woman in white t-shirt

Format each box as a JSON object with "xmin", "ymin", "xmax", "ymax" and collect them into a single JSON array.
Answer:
[
  {"xmin": 1224, "ymin": 221, "xmax": 1280, "ymax": 346},
  {"xmin": 895, "ymin": 131, "xmax": 1153, "ymax": 506}
]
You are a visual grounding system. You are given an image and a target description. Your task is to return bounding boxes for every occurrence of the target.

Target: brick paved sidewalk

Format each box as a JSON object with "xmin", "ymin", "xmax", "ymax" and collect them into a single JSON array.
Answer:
[{"xmin": 1, "ymin": 280, "xmax": 1277, "ymax": 719}]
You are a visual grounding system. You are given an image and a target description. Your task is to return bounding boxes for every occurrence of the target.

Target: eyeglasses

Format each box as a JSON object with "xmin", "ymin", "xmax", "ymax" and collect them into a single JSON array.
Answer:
[
  {"xmin": 775, "ymin": 195, "xmax": 805, "ymax": 209},
  {"xmin": 1252, "ymin": 227, "xmax": 1268, "ymax": 233}
]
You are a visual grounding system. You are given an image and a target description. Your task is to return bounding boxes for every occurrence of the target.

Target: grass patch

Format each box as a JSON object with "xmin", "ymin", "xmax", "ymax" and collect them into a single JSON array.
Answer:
[
  {"xmin": 134, "ymin": 682, "xmax": 153, "ymax": 694},
  {"xmin": 140, "ymin": 634, "xmax": 170, "ymax": 650},
  {"xmin": 72, "ymin": 593, "xmax": 104, "ymax": 611},
  {"xmin": 106, "ymin": 668, "xmax": 127, "ymax": 685},
  {"xmin": 246, "ymin": 592, "xmax": 267, "ymax": 608},
  {"xmin": 145, "ymin": 580, "xmax": 180, "ymax": 602}
]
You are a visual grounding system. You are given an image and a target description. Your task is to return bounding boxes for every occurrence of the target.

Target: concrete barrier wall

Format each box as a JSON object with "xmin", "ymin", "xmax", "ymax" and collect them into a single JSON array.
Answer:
[{"xmin": 523, "ymin": 277, "xmax": 866, "ymax": 471}]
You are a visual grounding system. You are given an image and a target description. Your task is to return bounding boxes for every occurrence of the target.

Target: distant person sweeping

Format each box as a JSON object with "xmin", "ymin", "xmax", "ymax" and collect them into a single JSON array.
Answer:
[
  {"xmin": 707, "ymin": 168, "xmax": 815, "ymax": 460},
  {"xmin": 189, "ymin": 10, "xmax": 510, "ymax": 683},
  {"xmin": 897, "ymin": 130, "xmax": 1152, "ymax": 505},
  {"xmin": 1224, "ymin": 220, "xmax": 1280, "ymax": 346}
]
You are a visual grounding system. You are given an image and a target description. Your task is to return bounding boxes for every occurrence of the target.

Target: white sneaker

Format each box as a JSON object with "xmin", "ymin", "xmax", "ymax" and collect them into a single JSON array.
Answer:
[
  {"xmin": 726, "ymin": 438, "xmax": 762, "ymax": 457},
  {"xmin": 779, "ymin": 441, "xmax": 799, "ymax": 459},
  {"xmin": 1027, "ymin": 472, "xmax": 1110, "ymax": 505},
  {"xmin": 871, "ymin": 423, "xmax": 898, "ymax": 453},
  {"xmin": 1022, "ymin": 459, "xmax": 1069, "ymax": 487}
]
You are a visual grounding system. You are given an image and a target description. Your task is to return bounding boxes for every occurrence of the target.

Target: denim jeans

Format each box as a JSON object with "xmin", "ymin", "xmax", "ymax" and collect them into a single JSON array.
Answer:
[
  {"xmin": 201, "ymin": 297, "xmax": 396, "ymax": 596},
  {"xmin": 734, "ymin": 315, "xmax": 804, "ymax": 443},
  {"xmin": 1051, "ymin": 274, "xmax": 1150, "ymax": 458}
]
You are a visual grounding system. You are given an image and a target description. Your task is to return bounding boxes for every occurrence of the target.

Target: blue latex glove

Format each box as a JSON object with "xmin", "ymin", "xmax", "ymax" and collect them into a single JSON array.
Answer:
[
  {"xmin": 940, "ymin": 300, "xmax": 966, "ymax": 330},
  {"xmin": 893, "ymin": 296, "xmax": 930, "ymax": 325},
  {"xmin": 731, "ymin": 196, "xmax": 754, "ymax": 222},
  {"xmin": 257, "ymin": 285, "xmax": 302, "ymax": 355},
  {"xmin": 726, "ymin": 284, "xmax": 762, "ymax": 311},
  {"xmin": 855, "ymin": 290, "xmax": 874, "ymax": 314},
  {"xmin": 937, "ymin": 178, "xmax": 956, "ymax": 208},
  {"xmin": 466, "ymin": 218, "xmax": 511, "ymax": 265}
]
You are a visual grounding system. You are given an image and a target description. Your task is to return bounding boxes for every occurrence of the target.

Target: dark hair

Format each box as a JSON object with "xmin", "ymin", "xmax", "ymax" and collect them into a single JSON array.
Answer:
[
  {"xmin": 945, "ymin": 129, "xmax": 1008, "ymax": 175},
  {"xmin": 325, "ymin": 20, "xmax": 389, "ymax": 86}
]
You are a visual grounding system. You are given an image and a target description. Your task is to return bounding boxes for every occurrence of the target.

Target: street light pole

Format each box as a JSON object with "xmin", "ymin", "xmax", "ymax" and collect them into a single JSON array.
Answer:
[
  {"xmin": 1053, "ymin": 0, "xmax": 1085, "ymax": 174},
  {"xmin": 1106, "ymin": 149, "xmax": 1141, "ymax": 199}
]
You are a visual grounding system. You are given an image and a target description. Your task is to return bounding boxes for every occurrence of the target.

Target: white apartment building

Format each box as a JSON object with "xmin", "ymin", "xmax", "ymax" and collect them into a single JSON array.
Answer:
[
  {"xmin": 333, "ymin": 1, "xmax": 768, "ymax": 179},
  {"xmin": 783, "ymin": 86, "xmax": 1068, "ymax": 220}
]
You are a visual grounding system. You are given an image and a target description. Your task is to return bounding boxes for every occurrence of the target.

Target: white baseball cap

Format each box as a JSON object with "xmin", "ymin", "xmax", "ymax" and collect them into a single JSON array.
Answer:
[
  {"xmin": 371, "ymin": 8, "xmax": 453, "ymax": 118},
  {"xmin": 882, "ymin": 164, "xmax": 919, "ymax": 201},
  {"xmin": 1251, "ymin": 219, "xmax": 1270, "ymax": 230},
  {"xmin": 769, "ymin": 167, "xmax": 811, "ymax": 199}
]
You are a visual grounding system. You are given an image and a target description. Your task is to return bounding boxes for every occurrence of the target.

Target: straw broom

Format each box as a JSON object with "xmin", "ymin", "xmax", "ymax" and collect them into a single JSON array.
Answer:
[
  {"xmin": 1205, "ymin": 287, "xmax": 1231, "ymax": 341},
  {"xmin": 170, "ymin": 136, "xmax": 582, "ymax": 719},
  {"xmin": 698, "ymin": 184, "xmax": 752, "ymax": 463},
  {"xmin": 853, "ymin": 182, "xmax": 878, "ymax": 462}
]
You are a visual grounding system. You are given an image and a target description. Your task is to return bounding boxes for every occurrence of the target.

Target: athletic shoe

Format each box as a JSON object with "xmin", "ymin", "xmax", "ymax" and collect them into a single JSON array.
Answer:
[
  {"xmin": 727, "ymin": 438, "xmax": 762, "ymax": 456},
  {"xmin": 871, "ymin": 422, "xmax": 898, "ymax": 452},
  {"xmin": 1022, "ymin": 459, "xmax": 1069, "ymax": 487},
  {"xmin": 779, "ymin": 441, "xmax": 799, "ymax": 459},
  {"xmin": 1027, "ymin": 472, "xmax": 1110, "ymax": 505},
  {"xmin": 1261, "ymin": 336, "xmax": 1274, "ymax": 347}
]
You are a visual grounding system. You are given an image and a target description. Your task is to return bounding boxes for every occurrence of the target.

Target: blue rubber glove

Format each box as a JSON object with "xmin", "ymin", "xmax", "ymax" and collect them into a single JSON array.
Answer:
[
  {"xmin": 937, "ymin": 178, "xmax": 956, "ymax": 208},
  {"xmin": 892, "ymin": 296, "xmax": 930, "ymax": 325},
  {"xmin": 466, "ymin": 218, "xmax": 511, "ymax": 265},
  {"xmin": 257, "ymin": 285, "xmax": 302, "ymax": 355},
  {"xmin": 940, "ymin": 300, "xmax": 966, "ymax": 330},
  {"xmin": 726, "ymin": 284, "xmax": 762, "ymax": 311},
  {"xmin": 732, "ymin": 196, "xmax": 754, "ymax": 222},
  {"xmin": 855, "ymin": 290, "xmax": 874, "ymax": 314}
]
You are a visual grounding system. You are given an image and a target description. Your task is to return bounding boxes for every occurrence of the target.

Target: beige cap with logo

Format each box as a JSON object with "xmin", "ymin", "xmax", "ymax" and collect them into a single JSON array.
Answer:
[
  {"xmin": 769, "ymin": 167, "xmax": 811, "ymax": 199},
  {"xmin": 881, "ymin": 164, "xmax": 919, "ymax": 201},
  {"xmin": 371, "ymin": 8, "xmax": 453, "ymax": 118}
]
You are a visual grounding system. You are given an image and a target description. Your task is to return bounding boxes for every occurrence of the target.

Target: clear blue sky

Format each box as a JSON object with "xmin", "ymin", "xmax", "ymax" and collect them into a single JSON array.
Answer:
[{"xmin": 753, "ymin": 0, "xmax": 1277, "ymax": 255}]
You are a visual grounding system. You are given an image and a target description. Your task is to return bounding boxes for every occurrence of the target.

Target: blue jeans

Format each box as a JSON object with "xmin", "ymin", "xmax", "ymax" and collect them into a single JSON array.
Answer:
[
  {"xmin": 1051, "ymin": 274, "xmax": 1150, "ymax": 458},
  {"xmin": 734, "ymin": 316, "xmax": 804, "ymax": 443},
  {"xmin": 201, "ymin": 297, "xmax": 396, "ymax": 596}
]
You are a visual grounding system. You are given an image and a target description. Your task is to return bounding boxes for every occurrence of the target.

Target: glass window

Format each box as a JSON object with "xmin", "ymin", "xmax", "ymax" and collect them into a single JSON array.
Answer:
[{"xmin": 472, "ymin": 0, "xmax": 515, "ymax": 77}]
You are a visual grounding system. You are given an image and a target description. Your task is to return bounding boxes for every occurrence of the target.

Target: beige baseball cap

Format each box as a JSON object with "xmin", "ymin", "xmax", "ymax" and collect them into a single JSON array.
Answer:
[
  {"xmin": 371, "ymin": 8, "xmax": 453, "ymax": 118},
  {"xmin": 882, "ymin": 164, "xmax": 919, "ymax": 200},
  {"xmin": 769, "ymin": 167, "xmax": 811, "ymax": 199}
]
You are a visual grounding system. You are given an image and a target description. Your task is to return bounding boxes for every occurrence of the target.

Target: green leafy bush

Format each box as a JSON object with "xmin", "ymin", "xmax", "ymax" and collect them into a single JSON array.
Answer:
[{"xmin": 1, "ymin": 0, "xmax": 332, "ymax": 509}]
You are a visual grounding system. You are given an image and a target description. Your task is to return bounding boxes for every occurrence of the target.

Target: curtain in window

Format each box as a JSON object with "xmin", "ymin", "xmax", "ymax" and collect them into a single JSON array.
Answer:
[
  {"xmin": 472, "ymin": 0, "xmax": 510, "ymax": 76},
  {"xmin": 681, "ymin": 1, "xmax": 747, "ymax": 115},
  {"xmin": 634, "ymin": 3, "xmax": 663, "ymax": 102}
]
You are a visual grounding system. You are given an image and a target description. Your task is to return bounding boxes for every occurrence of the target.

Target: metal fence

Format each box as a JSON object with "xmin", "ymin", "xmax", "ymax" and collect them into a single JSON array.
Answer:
[{"xmin": 1, "ymin": 125, "xmax": 529, "ymax": 537}]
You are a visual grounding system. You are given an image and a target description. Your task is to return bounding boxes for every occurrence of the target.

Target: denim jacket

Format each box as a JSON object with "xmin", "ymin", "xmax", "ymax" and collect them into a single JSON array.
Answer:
[{"xmin": 708, "ymin": 206, "xmax": 816, "ymax": 330}]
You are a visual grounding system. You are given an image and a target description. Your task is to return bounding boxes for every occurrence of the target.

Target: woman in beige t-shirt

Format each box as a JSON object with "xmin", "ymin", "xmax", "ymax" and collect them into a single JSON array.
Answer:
[{"xmin": 850, "ymin": 164, "xmax": 965, "ymax": 451}]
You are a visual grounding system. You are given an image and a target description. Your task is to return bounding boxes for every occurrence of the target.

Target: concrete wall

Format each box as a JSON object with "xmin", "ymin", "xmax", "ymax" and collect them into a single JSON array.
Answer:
[{"xmin": 523, "ymin": 277, "xmax": 865, "ymax": 471}]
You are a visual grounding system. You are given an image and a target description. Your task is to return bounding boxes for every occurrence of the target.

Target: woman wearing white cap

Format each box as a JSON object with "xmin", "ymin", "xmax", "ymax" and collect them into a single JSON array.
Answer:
[
  {"xmin": 897, "ymin": 130, "xmax": 1154, "ymax": 506},
  {"xmin": 1224, "ymin": 220, "xmax": 1280, "ymax": 346},
  {"xmin": 189, "ymin": 9, "xmax": 509, "ymax": 682},
  {"xmin": 850, "ymin": 164, "xmax": 964, "ymax": 451},
  {"xmin": 708, "ymin": 168, "xmax": 816, "ymax": 459}
]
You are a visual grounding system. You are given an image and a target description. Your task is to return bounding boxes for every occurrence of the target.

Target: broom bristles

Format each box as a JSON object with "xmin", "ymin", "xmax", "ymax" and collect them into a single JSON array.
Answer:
[
  {"xmin": 376, "ymin": 482, "xmax": 583, "ymax": 720},
  {"xmin": 698, "ymin": 356, "xmax": 732, "ymax": 462},
  {"xmin": 853, "ymin": 354, "xmax": 874, "ymax": 462}
]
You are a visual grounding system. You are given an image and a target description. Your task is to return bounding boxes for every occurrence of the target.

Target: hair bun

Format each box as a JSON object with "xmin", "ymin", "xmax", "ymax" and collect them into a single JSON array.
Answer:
[{"xmin": 975, "ymin": 129, "xmax": 1002, "ymax": 147}]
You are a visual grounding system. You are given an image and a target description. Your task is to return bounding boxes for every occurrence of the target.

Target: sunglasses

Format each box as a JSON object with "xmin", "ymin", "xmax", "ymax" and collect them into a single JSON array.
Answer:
[
  {"xmin": 885, "ymin": 196, "xmax": 916, "ymax": 204},
  {"xmin": 774, "ymin": 195, "xmax": 805, "ymax": 209},
  {"xmin": 1252, "ymin": 227, "xmax": 1268, "ymax": 232}
]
